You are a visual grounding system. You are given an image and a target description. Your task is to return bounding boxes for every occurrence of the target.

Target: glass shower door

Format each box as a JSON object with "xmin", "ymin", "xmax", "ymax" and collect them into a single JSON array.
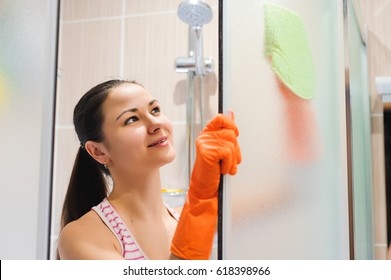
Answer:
[{"xmin": 222, "ymin": 0, "xmax": 350, "ymax": 259}]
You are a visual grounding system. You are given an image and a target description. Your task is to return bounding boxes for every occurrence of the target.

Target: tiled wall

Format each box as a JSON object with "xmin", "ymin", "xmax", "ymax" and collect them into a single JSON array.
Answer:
[
  {"xmin": 358, "ymin": 0, "xmax": 390, "ymax": 259},
  {"xmin": 50, "ymin": 0, "xmax": 218, "ymax": 258}
]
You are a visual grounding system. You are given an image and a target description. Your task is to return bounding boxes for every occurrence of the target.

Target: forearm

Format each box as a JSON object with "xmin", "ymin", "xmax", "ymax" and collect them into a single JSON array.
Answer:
[
  {"xmin": 171, "ymin": 195, "xmax": 218, "ymax": 260},
  {"xmin": 169, "ymin": 114, "xmax": 240, "ymax": 260}
]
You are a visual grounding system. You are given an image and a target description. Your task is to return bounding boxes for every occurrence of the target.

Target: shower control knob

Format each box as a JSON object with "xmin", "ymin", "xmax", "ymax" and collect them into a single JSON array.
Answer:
[
  {"xmin": 175, "ymin": 57, "xmax": 196, "ymax": 73},
  {"xmin": 204, "ymin": 57, "xmax": 213, "ymax": 74}
]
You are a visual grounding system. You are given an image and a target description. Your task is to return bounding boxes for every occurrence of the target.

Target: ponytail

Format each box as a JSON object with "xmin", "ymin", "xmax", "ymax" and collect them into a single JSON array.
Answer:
[
  {"xmin": 57, "ymin": 79, "xmax": 140, "ymax": 259},
  {"xmin": 60, "ymin": 80, "xmax": 137, "ymax": 228},
  {"xmin": 60, "ymin": 147, "xmax": 108, "ymax": 228}
]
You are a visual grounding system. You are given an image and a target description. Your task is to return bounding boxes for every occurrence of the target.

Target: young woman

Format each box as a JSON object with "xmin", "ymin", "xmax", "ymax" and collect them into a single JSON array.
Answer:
[{"xmin": 58, "ymin": 80, "xmax": 241, "ymax": 260}]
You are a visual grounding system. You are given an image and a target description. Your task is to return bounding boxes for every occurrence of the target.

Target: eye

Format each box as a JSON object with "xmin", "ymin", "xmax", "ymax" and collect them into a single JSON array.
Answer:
[
  {"xmin": 151, "ymin": 106, "xmax": 161, "ymax": 115},
  {"xmin": 124, "ymin": 116, "xmax": 139, "ymax": 125}
]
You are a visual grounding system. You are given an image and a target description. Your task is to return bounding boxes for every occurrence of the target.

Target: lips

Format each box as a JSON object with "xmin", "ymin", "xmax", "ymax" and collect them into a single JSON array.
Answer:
[{"xmin": 148, "ymin": 137, "xmax": 168, "ymax": 147}]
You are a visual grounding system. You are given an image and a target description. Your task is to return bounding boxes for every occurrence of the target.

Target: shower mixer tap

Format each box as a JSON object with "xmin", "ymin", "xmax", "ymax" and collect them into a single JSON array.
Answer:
[
  {"xmin": 175, "ymin": 56, "xmax": 213, "ymax": 75},
  {"xmin": 175, "ymin": 0, "xmax": 213, "ymax": 76}
]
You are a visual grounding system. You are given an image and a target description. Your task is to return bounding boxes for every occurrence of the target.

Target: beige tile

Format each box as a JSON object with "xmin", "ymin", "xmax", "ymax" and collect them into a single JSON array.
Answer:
[
  {"xmin": 57, "ymin": 23, "xmax": 83, "ymax": 126},
  {"xmin": 57, "ymin": 19, "xmax": 122, "ymax": 125},
  {"xmin": 384, "ymin": 3, "xmax": 391, "ymax": 54},
  {"xmin": 371, "ymin": 94, "xmax": 384, "ymax": 114},
  {"xmin": 123, "ymin": 14, "xmax": 189, "ymax": 122},
  {"xmin": 125, "ymin": 0, "xmax": 217, "ymax": 16},
  {"xmin": 371, "ymin": 114, "xmax": 384, "ymax": 134},
  {"xmin": 193, "ymin": 74, "xmax": 219, "ymax": 124},
  {"xmin": 203, "ymin": 6, "xmax": 219, "ymax": 57},
  {"xmin": 80, "ymin": 19, "xmax": 122, "ymax": 98},
  {"xmin": 125, "ymin": 0, "xmax": 179, "ymax": 15},
  {"xmin": 371, "ymin": 4, "xmax": 385, "ymax": 54},
  {"xmin": 371, "ymin": 130, "xmax": 388, "ymax": 245},
  {"xmin": 207, "ymin": 0, "xmax": 219, "ymax": 8},
  {"xmin": 367, "ymin": 42, "xmax": 384, "ymax": 113},
  {"xmin": 374, "ymin": 245, "xmax": 388, "ymax": 260},
  {"xmin": 61, "ymin": 0, "xmax": 123, "ymax": 21}
]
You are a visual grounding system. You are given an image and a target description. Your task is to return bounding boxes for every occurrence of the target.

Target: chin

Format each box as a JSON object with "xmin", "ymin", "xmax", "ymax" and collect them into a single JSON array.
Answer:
[
  {"xmin": 156, "ymin": 150, "xmax": 176, "ymax": 168},
  {"xmin": 164, "ymin": 151, "xmax": 176, "ymax": 165}
]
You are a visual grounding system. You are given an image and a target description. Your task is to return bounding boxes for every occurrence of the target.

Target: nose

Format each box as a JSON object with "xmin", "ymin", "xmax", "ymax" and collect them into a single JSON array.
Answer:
[{"xmin": 147, "ymin": 115, "xmax": 163, "ymax": 134}]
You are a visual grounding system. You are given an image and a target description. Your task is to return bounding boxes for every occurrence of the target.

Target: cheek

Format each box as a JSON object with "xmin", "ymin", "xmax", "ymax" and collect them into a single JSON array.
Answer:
[
  {"xmin": 162, "ymin": 116, "xmax": 174, "ymax": 135},
  {"xmin": 107, "ymin": 127, "xmax": 146, "ymax": 159}
]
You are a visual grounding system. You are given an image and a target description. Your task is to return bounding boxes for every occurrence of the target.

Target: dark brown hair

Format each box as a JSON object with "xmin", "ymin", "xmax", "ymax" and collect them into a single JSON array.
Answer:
[{"xmin": 60, "ymin": 79, "xmax": 139, "ymax": 229}]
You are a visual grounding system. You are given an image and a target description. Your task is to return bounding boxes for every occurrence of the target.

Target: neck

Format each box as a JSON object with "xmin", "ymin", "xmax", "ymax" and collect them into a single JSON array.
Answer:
[{"xmin": 107, "ymin": 168, "xmax": 164, "ymax": 221}]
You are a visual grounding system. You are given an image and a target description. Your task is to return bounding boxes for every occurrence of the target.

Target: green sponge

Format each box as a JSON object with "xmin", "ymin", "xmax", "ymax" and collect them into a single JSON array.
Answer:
[{"xmin": 264, "ymin": 2, "xmax": 316, "ymax": 99}]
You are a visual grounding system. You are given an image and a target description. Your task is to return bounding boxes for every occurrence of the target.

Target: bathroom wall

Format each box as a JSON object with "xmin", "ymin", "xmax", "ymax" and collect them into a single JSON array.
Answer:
[
  {"xmin": 222, "ymin": 0, "xmax": 350, "ymax": 259},
  {"xmin": 50, "ymin": 0, "xmax": 219, "ymax": 259}
]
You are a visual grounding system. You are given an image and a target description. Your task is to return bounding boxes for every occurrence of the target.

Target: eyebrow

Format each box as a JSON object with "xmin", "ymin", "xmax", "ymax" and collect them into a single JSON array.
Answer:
[{"xmin": 115, "ymin": 99, "xmax": 159, "ymax": 121}]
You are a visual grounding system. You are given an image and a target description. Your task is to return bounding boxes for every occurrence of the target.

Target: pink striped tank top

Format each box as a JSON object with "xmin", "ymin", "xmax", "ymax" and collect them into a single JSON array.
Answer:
[{"xmin": 91, "ymin": 198, "xmax": 179, "ymax": 260}]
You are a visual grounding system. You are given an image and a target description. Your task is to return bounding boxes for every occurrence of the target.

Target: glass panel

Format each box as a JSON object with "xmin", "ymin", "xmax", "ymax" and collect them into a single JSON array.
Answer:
[
  {"xmin": 0, "ymin": 0, "xmax": 58, "ymax": 259},
  {"xmin": 348, "ymin": 0, "xmax": 374, "ymax": 259},
  {"xmin": 222, "ymin": 0, "xmax": 350, "ymax": 259}
]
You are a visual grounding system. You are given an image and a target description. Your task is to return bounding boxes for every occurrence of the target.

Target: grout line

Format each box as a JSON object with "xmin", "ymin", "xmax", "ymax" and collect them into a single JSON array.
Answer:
[
  {"xmin": 62, "ymin": 16, "xmax": 122, "ymax": 24},
  {"xmin": 124, "ymin": 10, "xmax": 178, "ymax": 18},
  {"xmin": 56, "ymin": 125, "xmax": 74, "ymax": 130},
  {"xmin": 374, "ymin": 243, "xmax": 388, "ymax": 248},
  {"xmin": 62, "ymin": 10, "xmax": 177, "ymax": 25}
]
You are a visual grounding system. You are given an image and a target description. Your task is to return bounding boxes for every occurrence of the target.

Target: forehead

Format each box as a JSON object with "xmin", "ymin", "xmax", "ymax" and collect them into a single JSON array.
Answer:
[
  {"xmin": 102, "ymin": 83, "xmax": 154, "ymax": 118},
  {"xmin": 108, "ymin": 83, "xmax": 152, "ymax": 103},
  {"xmin": 104, "ymin": 83, "xmax": 153, "ymax": 108}
]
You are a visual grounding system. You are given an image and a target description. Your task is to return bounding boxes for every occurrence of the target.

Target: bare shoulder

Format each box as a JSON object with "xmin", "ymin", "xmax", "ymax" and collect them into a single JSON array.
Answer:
[{"xmin": 58, "ymin": 210, "xmax": 123, "ymax": 260}]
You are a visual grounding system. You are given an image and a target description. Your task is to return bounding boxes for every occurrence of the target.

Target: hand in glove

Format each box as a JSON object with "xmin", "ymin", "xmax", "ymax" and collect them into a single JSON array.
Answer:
[{"xmin": 171, "ymin": 113, "xmax": 241, "ymax": 259}]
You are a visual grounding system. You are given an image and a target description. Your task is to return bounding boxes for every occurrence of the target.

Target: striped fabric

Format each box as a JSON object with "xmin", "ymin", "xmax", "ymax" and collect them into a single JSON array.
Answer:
[
  {"xmin": 92, "ymin": 198, "xmax": 179, "ymax": 260},
  {"xmin": 92, "ymin": 198, "xmax": 146, "ymax": 260}
]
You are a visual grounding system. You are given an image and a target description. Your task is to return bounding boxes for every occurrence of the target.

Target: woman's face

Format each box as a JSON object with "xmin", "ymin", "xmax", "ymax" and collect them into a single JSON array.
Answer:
[{"xmin": 100, "ymin": 83, "xmax": 175, "ymax": 173}]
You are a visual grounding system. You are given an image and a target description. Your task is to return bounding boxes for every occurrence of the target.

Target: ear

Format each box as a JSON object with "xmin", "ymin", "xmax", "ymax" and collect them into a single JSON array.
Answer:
[{"xmin": 84, "ymin": 140, "xmax": 109, "ymax": 165}]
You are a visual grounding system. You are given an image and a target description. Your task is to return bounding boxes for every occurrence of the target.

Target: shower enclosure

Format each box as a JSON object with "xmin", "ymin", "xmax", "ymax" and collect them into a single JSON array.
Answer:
[{"xmin": 2, "ymin": 0, "xmax": 375, "ymax": 260}]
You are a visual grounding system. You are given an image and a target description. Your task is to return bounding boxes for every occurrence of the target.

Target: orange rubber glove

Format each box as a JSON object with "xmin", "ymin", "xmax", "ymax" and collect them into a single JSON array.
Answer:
[{"xmin": 171, "ymin": 113, "xmax": 241, "ymax": 259}]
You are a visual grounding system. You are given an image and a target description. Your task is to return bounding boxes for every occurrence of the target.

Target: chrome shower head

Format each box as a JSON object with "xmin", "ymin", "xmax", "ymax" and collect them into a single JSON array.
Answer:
[{"xmin": 177, "ymin": 0, "xmax": 212, "ymax": 27}]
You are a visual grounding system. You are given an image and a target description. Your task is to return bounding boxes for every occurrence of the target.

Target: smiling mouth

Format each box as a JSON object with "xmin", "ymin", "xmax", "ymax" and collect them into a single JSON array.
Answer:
[{"xmin": 148, "ymin": 137, "xmax": 167, "ymax": 147}]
